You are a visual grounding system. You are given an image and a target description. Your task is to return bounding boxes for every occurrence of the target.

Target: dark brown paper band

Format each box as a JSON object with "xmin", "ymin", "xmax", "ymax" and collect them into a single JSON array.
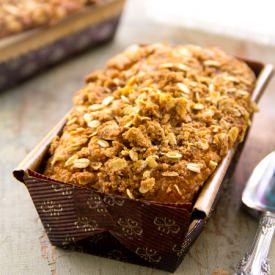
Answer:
[{"xmin": 23, "ymin": 170, "xmax": 191, "ymax": 267}]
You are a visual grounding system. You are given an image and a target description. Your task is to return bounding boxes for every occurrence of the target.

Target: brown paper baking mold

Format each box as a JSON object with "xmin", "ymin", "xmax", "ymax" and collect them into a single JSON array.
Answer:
[{"xmin": 13, "ymin": 60, "xmax": 273, "ymax": 272}]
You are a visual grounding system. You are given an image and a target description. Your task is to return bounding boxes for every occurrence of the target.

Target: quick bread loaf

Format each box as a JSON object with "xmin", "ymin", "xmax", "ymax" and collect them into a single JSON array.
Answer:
[
  {"xmin": 44, "ymin": 44, "xmax": 257, "ymax": 204},
  {"xmin": 0, "ymin": 0, "xmax": 101, "ymax": 38}
]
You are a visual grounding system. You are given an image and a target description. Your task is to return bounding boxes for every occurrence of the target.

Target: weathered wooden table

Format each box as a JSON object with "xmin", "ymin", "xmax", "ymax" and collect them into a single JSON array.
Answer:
[{"xmin": 1, "ymin": 1, "xmax": 275, "ymax": 274}]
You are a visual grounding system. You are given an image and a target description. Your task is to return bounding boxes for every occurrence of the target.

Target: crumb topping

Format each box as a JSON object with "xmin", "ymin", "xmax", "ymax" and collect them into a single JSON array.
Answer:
[{"xmin": 44, "ymin": 44, "xmax": 257, "ymax": 204}]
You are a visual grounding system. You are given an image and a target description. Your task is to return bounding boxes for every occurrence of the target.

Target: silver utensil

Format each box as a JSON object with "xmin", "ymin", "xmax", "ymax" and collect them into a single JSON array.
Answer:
[{"xmin": 235, "ymin": 151, "xmax": 275, "ymax": 275}]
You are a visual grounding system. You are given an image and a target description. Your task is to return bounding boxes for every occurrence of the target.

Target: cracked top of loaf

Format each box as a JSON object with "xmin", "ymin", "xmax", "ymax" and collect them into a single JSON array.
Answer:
[{"xmin": 44, "ymin": 43, "xmax": 257, "ymax": 204}]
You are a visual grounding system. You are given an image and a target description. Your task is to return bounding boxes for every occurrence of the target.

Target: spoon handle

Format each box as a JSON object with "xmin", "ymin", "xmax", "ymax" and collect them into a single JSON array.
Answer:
[{"xmin": 235, "ymin": 211, "xmax": 275, "ymax": 275}]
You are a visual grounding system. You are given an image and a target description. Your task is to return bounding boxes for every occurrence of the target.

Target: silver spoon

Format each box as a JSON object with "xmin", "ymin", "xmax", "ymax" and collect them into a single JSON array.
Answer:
[{"xmin": 235, "ymin": 151, "xmax": 275, "ymax": 275}]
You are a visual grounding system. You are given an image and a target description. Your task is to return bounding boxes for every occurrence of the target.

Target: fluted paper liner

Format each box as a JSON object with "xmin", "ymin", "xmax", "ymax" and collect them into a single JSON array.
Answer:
[{"xmin": 13, "ymin": 60, "xmax": 273, "ymax": 272}]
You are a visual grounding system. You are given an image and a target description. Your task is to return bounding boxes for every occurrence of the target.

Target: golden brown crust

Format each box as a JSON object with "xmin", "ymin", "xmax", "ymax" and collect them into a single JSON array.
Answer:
[
  {"xmin": 44, "ymin": 44, "xmax": 257, "ymax": 204},
  {"xmin": 0, "ymin": 0, "xmax": 103, "ymax": 38}
]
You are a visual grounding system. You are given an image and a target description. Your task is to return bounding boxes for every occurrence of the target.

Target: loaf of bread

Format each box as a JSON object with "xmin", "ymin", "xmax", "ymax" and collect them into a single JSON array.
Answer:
[
  {"xmin": 0, "ymin": 0, "xmax": 101, "ymax": 38},
  {"xmin": 44, "ymin": 44, "xmax": 257, "ymax": 204}
]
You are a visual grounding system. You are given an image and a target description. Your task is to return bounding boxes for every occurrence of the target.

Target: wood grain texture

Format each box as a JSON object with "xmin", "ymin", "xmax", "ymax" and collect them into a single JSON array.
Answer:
[{"xmin": 1, "ymin": 0, "xmax": 274, "ymax": 274}]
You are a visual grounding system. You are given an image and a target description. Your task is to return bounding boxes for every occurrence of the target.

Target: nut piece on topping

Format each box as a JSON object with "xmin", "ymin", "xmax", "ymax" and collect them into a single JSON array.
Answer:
[
  {"xmin": 83, "ymin": 113, "xmax": 93, "ymax": 123},
  {"xmin": 126, "ymin": 188, "xmax": 135, "ymax": 199},
  {"xmin": 174, "ymin": 63, "xmax": 190, "ymax": 72},
  {"xmin": 174, "ymin": 184, "xmax": 182, "ymax": 196},
  {"xmin": 209, "ymin": 160, "xmax": 218, "ymax": 170},
  {"xmin": 186, "ymin": 163, "xmax": 203, "ymax": 173},
  {"xmin": 177, "ymin": 83, "xmax": 190, "ymax": 94},
  {"xmin": 192, "ymin": 103, "xmax": 204, "ymax": 110},
  {"xmin": 139, "ymin": 178, "xmax": 155, "ymax": 194},
  {"xmin": 143, "ymin": 170, "xmax": 151, "ymax": 179},
  {"xmin": 203, "ymin": 60, "xmax": 221, "ymax": 67},
  {"xmin": 129, "ymin": 150, "xmax": 139, "ymax": 161},
  {"xmin": 167, "ymin": 132, "xmax": 177, "ymax": 146},
  {"xmin": 73, "ymin": 158, "xmax": 90, "ymax": 169},
  {"xmin": 89, "ymin": 104, "xmax": 103, "ymax": 111},
  {"xmin": 121, "ymin": 95, "xmax": 130, "ymax": 103},
  {"xmin": 229, "ymin": 127, "xmax": 239, "ymax": 143},
  {"xmin": 162, "ymin": 171, "xmax": 179, "ymax": 177},
  {"xmin": 102, "ymin": 96, "xmax": 113, "ymax": 106},
  {"xmin": 197, "ymin": 140, "xmax": 209, "ymax": 151},
  {"xmin": 165, "ymin": 151, "xmax": 182, "ymax": 159},
  {"xmin": 146, "ymin": 156, "xmax": 158, "ymax": 168},
  {"xmin": 160, "ymin": 63, "xmax": 190, "ymax": 72},
  {"xmin": 67, "ymin": 117, "xmax": 77, "ymax": 126},
  {"xmin": 51, "ymin": 154, "xmax": 63, "ymax": 166},
  {"xmin": 65, "ymin": 155, "xmax": 78, "ymax": 167},
  {"xmin": 87, "ymin": 120, "xmax": 100, "ymax": 128},
  {"xmin": 97, "ymin": 139, "xmax": 109, "ymax": 148}
]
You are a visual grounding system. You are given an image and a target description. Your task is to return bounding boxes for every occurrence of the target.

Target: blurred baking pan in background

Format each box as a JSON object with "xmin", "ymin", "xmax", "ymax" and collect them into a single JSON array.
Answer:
[{"xmin": 0, "ymin": 0, "xmax": 125, "ymax": 91}]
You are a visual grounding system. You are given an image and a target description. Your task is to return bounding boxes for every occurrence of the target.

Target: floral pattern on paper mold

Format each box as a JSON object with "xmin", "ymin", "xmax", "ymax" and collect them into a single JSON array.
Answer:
[
  {"xmin": 75, "ymin": 217, "xmax": 98, "ymax": 232},
  {"xmin": 86, "ymin": 193, "xmax": 108, "ymax": 214},
  {"xmin": 172, "ymin": 237, "xmax": 192, "ymax": 257},
  {"xmin": 40, "ymin": 200, "xmax": 63, "ymax": 216},
  {"xmin": 135, "ymin": 247, "xmax": 162, "ymax": 263},
  {"xmin": 153, "ymin": 217, "xmax": 180, "ymax": 235},
  {"xmin": 103, "ymin": 195, "xmax": 125, "ymax": 207},
  {"xmin": 62, "ymin": 235, "xmax": 76, "ymax": 246},
  {"xmin": 51, "ymin": 184, "xmax": 73, "ymax": 198},
  {"xmin": 117, "ymin": 218, "xmax": 143, "ymax": 237}
]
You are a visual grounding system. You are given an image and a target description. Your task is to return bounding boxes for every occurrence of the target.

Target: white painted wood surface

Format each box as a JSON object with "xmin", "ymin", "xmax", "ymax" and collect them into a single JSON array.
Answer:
[{"xmin": 1, "ymin": 0, "xmax": 274, "ymax": 274}]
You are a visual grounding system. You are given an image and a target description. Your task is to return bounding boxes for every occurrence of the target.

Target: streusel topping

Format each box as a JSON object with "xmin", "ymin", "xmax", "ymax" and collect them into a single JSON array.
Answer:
[{"xmin": 44, "ymin": 44, "xmax": 257, "ymax": 204}]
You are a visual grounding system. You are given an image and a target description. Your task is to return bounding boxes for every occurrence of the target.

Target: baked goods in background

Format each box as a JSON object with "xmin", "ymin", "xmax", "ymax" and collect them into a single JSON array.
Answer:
[
  {"xmin": 0, "ymin": 0, "xmax": 104, "ymax": 38},
  {"xmin": 0, "ymin": 0, "xmax": 124, "ymax": 92},
  {"xmin": 44, "ymin": 43, "xmax": 257, "ymax": 204}
]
